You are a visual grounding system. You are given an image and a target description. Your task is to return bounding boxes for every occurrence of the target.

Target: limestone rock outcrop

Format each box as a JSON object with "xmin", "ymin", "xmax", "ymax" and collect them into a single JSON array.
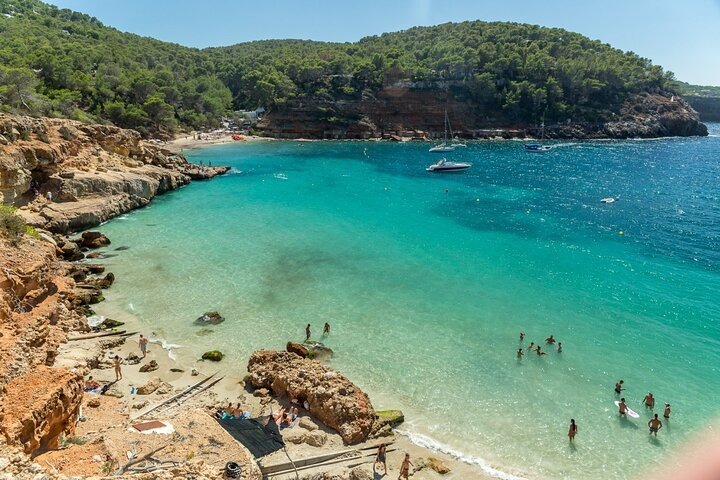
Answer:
[
  {"xmin": 247, "ymin": 350, "xmax": 375, "ymax": 444},
  {"xmin": 0, "ymin": 113, "xmax": 228, "ymax": 233}
]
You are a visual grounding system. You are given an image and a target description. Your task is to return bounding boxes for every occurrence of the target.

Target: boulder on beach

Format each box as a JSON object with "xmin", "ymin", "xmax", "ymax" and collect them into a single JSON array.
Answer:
[
  {"xmin": 79, "ymin": 231, "xmax": 111, "ymax": 249},
  {"xmin": 302, "ymin": 340, "xmax": 334, "ymax": 361},
  {"xmin": 136, "ymin": 377, "xmax": 160, "ymax": 395},
  {"xmin": 286, "ymin": 341, "xmax": 309, "ymax": 358},
  {"xmin": 139, "ymin": 360, "xmax": 158, "ymax": 372},
  {"xmin": 201, "ymin": 350, "xmax": 224, "ymax": 361},
  {"xmin": 247, "ymin": 350, "xmax": 375, "ymax": 444},
  {"xmin": 375, "ymin": 409, "xmax": 404, "ymax": 428},
  {"xmin": 194, "ymin": 311, "xmax": 225, "ymax": 325}
]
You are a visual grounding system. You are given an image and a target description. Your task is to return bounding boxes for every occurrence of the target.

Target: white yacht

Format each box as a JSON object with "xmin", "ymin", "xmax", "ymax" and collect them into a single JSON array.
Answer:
[
  {"xmin": 426, "ymin": 158, "xmax": 472, "ymax": 172},
  {"xmin": 429, "ymin": 110, "xmax": 458, "ymax": 153}
]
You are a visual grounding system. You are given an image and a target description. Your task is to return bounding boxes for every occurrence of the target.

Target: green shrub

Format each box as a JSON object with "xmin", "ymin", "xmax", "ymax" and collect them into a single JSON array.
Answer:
[
  {"xmin": 59, "ymin": 126, "xmax": 74, "ymax": 141},
  {"xmin": 0, "ymin": 206, "xmax": 34, "ymax": 244}
]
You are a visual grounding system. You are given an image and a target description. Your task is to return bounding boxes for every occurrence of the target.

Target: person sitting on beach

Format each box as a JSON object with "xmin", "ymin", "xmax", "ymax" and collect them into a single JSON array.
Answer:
[
  {"xmin": 527, "ymin": 341, "xmax": 535, "ymax": 353},
  {"xmin": 84, "ymin": 376, "xmax": 100, "ymax": 391},
  {"xmin": 618, "ymin": 398, "xmax": 628, "ymax": 416},
  {"xmin": 568, "ymin": 419, "xmax": 577, "ymax": 442},
  {"xmin": 290, "ymin": 406, "xmax": 299, "ymax": 420},
  {"xmin": 536, "ymin": 346, "xmax": 547, "ymax": 356},
  {"xmin": 398, "ymin": 453, "xmax": 413, "ymax": 480},
  {"xmin": 545, "ymin": 335, "xmax": 556, "ymax": 344},
  {"xmin": 643, "ymin": 392, "xmax": 656, "ymax": 409},
  {"xmin": 375, "ymin": 444, "xmax": 388, "ymax": 475},
  {"xmin": 557, "ymin": 342, "xmax": 563, "ymax": 353},
  {"xmin": 272, "ymin": 408, "xmax": 286, "ymax": 425},
  {"xmin": 517, "ymin": 348, "xmax": 524, "ymax": 359},
  {"xmin": 663, "ymin": 403, "xmax": 671, "ymax": 419},
  {"xmin": 648, "ymin": 414, "xmax": 663, "ymax": 436},
  {"xmin": 615, "ymin": 380, "xmax": 624, "ymax": 394}
]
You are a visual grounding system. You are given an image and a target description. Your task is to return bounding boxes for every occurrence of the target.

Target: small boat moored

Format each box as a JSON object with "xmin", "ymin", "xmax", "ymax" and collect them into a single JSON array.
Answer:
[
  {"xmin": 429, "ymin": 143, "xmax": 456, "ymax": 153},
  {"xmin": 426, "ymin": 158, "xmax": 472, "ymax": 172},
  {"xmin": 524, "ymin": 143, "xmax": 552, "ymax": 152}
]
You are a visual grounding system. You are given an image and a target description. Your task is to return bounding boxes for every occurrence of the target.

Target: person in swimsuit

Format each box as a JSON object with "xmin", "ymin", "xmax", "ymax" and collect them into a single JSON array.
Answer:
[
  {"xmin": 323, "ymin": 322, "xmax": 330, "ymax": 335},
  {"xmin": 663, "ymin": 403, "xmax": 671, "ymax": 419},
  {"xmin": 557, "ymin": 342, "xmax": 563, "ymax": 353},
  {"xmin": 519, "ymin": 332, "xmax": 525, "ymax": 341},
  {"xmin": 517, "ymin": 348, "xmax": 524, "ymax": 359},
  {"xmin": 536, "ymin": 345, "xmax": 547, "ymax": 356},
  {"xmin": 398, "ymin": 453, "xmax": 413, "ymax": 480},
  {"xmin": 305, "ymin": 323, "xmax": 311, "ymax": 341},
  {"xmin": 618, "ymin": 398, "xmax": 628, "ymax": 416},
  {"xmin": 545, "ymin": 335, "xmax": 556, "ymax": 344},
  {"xmin": 643, "ymin": 392, "xmax": 655, "ymax": 409},
  {"xmin": 648, "ymin": 414, "xmax": 663, "ymax": 436},
  {"xmin": 114, "ymin": 355, "xmax": 122, "ymax": 380},
  {"xmin": 84, "ymin": 376, "xmax": 100, "ymax": 390},
  {"xmin": 375, "ymin": 444, "xmax": 387, "ymax": 475},
  {"xmin": 614, "ymin": 380, "xmax": 624, "ymax": 394},
  {"xmin": 139, "ymin": 334, "xmax": 148, "ymax": 358},
  {"xmin": 527, "ymin": 341, "xmax": 535, "ymax": 353},
  {"xmin": 568, "ymin": 419, "xmax": 577, "ymax": 442}
]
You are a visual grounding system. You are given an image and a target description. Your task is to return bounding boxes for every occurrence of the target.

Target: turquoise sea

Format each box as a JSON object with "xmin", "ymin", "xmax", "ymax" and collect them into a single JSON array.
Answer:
[{"xmin": 94, "ymin": 124, "xmax": 720, "ymax": 479}]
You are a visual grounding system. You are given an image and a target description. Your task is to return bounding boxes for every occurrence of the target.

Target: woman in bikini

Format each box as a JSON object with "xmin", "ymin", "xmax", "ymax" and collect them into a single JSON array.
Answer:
[{"xmin": 568, "ymin": 419, "xmax": 577, "ymax": 442}]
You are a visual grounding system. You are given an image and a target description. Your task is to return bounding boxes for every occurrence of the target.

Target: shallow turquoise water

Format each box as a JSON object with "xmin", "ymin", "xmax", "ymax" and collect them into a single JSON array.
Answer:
[{"xmin": 95, "ymin": 126, "xmax": 720, "ymax": 479}]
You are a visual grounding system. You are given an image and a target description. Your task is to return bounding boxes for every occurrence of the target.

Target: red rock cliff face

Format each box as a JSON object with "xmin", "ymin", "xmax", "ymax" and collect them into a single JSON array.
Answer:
[
  {"xmin": 0, "ymin": 237, "xmax": 86, "ymax": 454},
  {"xmin": 256, "ymin": 85, "xmax": 707, "ymax": 139}
]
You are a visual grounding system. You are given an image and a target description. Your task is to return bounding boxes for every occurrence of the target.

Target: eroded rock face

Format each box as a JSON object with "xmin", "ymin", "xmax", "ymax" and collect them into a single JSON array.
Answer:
[
  {"xmin": 247, "ymin": 350, "xmax": 375, "ymax": 444},
  {"xmin": 0, "ymin": 365, "xmax": 83, "ymax": 453}
]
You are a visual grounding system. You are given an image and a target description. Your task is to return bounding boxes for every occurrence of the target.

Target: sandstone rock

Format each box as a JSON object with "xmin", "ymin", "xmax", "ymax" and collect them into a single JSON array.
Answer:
[
  {"xmin": 248, "ymin": 350, "xmax": 375, "ymax": 444},
  {"xmin": 139, "ymin": 360, "xmax": 158, "ymax": 372},
  {"xmin": 132, "ymin": 400, "xmax": 148, "ymax": 410},
  {"xmin": 86, "ymin": 398, "xmax": 101, "ymax": 408},
  {"xmin": 303, "ymin": 430, "xmax": 327, "ymax": 447},
  {"xmin": 426, "ymin": 457, "xmax": 451, "ymax": 474},
  {"xmin": 299, "ymin": 417, "xmax": 318, "ymax": 431},
  {"xmin": 201, "ymin": 350, "xmax": 224, "ymax": 362},
  {"xmin": 191, "ymin": 368, "xmax": 199, "ymax": 376},
  {"xmin": 195, "ymin": 311, "xmax": 224, "ymax": 325},
  {"xmin": 136, "ymin": 377, "xmax": 161, "ymax": 395},
  {"xmin": 252, "ymin": 388, "xmax": 269, "ymax": 398},
  {"xmin": 97, "ymin": 318, "xmax": 124, "ymax": 330},
  {"xmin": 80, "ymin": 231, "xmax": 110, "ymax": 249},
  {"xmin": 87, "ymin": 272, "xmax": 114, "ymax": 289},
  {"xmin": 170, "ymin": 368, "xmax": 184, "ymax": 373},
  {"xmin": 349, "ymin": 466, "xmax": 373, "ymax": 480},
  {"xmin": 286, "ymin": 342, "xmax": 309, "ymax": 358},
  {"xmin": 375, "ymin": 410, "xmax": 404, "ymax": 428},
  {"xmin": 156, "ymin": 381, "xmax": 173, "ymax": 395},
  {"xmin": 302, "ymin": 340, "xmax": 334, "ymax": 361}
]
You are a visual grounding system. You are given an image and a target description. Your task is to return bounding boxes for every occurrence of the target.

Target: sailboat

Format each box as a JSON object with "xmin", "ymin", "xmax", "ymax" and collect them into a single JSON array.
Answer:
[
  {"xmin": 429, "ymin": 110, "xmax": 456, "ymax": 152},
  {"xmin": 524, "ymin": 118, "xmax": 552, "ymax": 152}
]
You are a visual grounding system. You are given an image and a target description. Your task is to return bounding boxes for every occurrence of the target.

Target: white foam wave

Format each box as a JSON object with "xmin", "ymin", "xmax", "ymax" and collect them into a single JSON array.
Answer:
[
  {"xmin": 395, "ymin": 429, "xmax": 527, "ymax": 480},
  {"xmin": 151, "ymin": 337, "xmax": 181, "ymax": 360}
]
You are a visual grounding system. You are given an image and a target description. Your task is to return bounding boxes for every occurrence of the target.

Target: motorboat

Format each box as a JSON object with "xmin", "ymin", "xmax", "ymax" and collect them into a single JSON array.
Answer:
[
  {"xmin": 426, "ymin": 158, "xmax": 472, "ymax": 172},
  {"xmin": 524, "ymin": 143, "xmax": 552, "ymax": 152},
  {"xmin": 429, "ymin": 143, "xmax": 455, "ymax": 152},
  {"xmin": 600, "ymin": 197, "xmax": 616, "ymax": 203}
]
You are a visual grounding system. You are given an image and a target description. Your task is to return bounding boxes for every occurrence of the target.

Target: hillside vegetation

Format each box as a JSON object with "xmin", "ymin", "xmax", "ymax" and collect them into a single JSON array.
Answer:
[{"xmin": 1, "ymin": 0, "xmax": 681, "ymax": 136}]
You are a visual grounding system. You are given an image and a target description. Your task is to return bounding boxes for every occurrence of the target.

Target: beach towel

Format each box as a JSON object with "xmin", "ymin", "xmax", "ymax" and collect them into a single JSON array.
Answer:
[{"xmin": 216, "ymin": 416, "xmax": 285, "ymax": 458}]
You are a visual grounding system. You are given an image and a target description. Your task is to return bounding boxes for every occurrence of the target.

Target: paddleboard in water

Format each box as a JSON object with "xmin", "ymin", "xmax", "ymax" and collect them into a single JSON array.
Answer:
[{"xmin": 614, "ymin": 401, "xmax": 640, "ymax": 418}]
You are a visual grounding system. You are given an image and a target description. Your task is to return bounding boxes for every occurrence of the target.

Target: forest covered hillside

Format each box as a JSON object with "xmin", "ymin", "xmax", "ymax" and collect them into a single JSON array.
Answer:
[{"xmin": 0, "ymin": 0, "xmax": 707, "ymax": 137}]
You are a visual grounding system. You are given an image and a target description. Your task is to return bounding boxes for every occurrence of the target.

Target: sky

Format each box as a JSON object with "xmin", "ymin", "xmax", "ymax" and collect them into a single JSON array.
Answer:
[{"xmin": 46, "ymin": 0, "xmax": 720, "ymax": 85}]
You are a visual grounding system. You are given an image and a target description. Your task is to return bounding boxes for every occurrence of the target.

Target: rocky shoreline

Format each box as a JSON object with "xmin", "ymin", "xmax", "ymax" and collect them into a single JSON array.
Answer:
[{"xmin": 0, "ymin": 114, "xmax": 482, "ymax": 479}]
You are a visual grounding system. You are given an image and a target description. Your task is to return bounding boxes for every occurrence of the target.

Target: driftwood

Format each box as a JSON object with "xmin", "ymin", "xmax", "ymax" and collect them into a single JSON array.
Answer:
[
  {"xmin": 68, "ymin": 330, "xmax": 134, "ymax": 341},
  {"xmin": 115, "ymin": 445, "xmax": 167, "ymax": 475}
]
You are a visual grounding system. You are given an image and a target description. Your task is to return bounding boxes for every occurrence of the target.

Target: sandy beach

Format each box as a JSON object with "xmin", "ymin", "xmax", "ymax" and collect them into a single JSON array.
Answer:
[{"xmin": 164, "ymin": 132, "xmax": 269, "ymax": 154}]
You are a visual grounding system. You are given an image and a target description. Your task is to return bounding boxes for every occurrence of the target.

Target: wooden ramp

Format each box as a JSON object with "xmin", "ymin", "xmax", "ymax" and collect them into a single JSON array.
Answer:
[{"xmin": 131, "ymin": 373, "xmax": 222, "ymax": 420}]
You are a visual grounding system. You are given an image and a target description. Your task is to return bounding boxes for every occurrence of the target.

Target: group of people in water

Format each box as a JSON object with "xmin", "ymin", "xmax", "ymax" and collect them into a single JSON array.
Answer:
[
  {"xmin": 516, "ymin": 332, "xmax": 562, "ymax": 359},
  {"xmin": 615, "ymin": 380, "xmax": 671, "ymax": 436},
  {"xmin": 305, "ymin": 322, "xmax": 331, "ymax": 340},
  {"xmin": 517, "ymin": 333, "xmax": 674, "ymax": 442}
]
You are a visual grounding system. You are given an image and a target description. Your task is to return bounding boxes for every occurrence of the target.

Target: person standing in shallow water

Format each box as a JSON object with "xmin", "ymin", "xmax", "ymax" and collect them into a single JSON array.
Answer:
[
  {"xmin": 648, "ymin": 414, "xmax": 663, "ymax": 436},
  {"xmin": 663, "ymin": 403, "xmax": 671, "ymax": 419},
  {"xmin": 139, "ymin": 334, "xmax": 148, "ymax": 358},
  {"xmin": 519, "ymin": 332, "xmax": 525, "ymax": 341},
  {"xmin": 557, "ymin": 342, "xmax": 563, "ymax": 353},
  {"xmin": 615, "ymin": 380, "xmax": 624, "ymax": 394},
  {"xmin": 305, "ymin": 323, "xmax": 311, "ymax": 341},
  {"xmin": 517, "ymin": 348, "xmax": 524, "ymax": 359},
  {"xmin": 618, "ymin": 398, "xmax": 628, "ymax": 416},
  {"xmin": 323, "ymin": 322, "xmax": 330, "ymax": 335},
  {"xmin": 114, "ymin": 355, "xmax": 122, "ymax": 380},
  {"xmin": 568, "ymin": 419, "xmax": 577, "ymax": 442},
  {"xmin": 527, "ymin": 341, "xmax": 535, "ymax": 353},
  {"xmin": 643, "ymin": 392, "xmax": 655, "ymax": 409}
]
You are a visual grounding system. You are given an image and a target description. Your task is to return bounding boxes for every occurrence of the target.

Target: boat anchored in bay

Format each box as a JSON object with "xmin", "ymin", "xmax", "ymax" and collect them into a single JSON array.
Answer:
[{"xmin": 426, "ymin": 158, "xmax": 472, "ymax": 172}]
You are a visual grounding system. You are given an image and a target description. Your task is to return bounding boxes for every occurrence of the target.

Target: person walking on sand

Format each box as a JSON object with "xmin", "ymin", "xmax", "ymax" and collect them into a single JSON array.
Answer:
[
  {"xmin": 323, "ymin": 322, "xmax": 330, "ymax": 335},
  {"xmin": 618, "ymin": 398, "xmax": 628, "ymax": 416},
  {"xmin": 568, "ymin": 419, "xmax": 577, "ymax": 442},
  {"xmin": 305, "ymin": 323, "xmax": 311, "ymax": 341},
  {"xmin": 517, "ymin": 348, "xmax": 524, "ymax": 359},
  {"xmin": 663, "ymin": 403, "xmax": 671, "ymax": 419},
  {"xmin": 374, "ymin": 444, "xmax": 387, "ymax": 475},
  {"xmin": 614, "ymin": 380, "xmax": 624, "ymax": 394},
  {"xmin": 139, "ymin": 334, "xmax": 148, "ymax": 358},
  {"xmin": 648, "ymin": 414, "xmax": 663, "ymax": 436},
  {"xmin": 643, "ymin": 392, "xmax": 655, "ymax": 409},
  {"xmin": 114, "ymin": 355, "xmax": 122, "ymax": 380},
  {"xmin": 398, "ymin": 453, "xmax": 413, "ymax": 480}
]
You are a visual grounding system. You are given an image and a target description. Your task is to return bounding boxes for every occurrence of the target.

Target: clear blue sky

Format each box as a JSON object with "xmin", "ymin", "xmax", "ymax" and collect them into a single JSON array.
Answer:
[{"xmin": 47, "ymin": 0, "xmax": 720, "ymax": 85}]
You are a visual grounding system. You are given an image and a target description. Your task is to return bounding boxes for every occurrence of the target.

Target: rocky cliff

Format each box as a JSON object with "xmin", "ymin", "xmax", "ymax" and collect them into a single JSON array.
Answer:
[
  {"xmin": 0, "ymin": 113, "xmax": 228, "ymax": 233},
  {"xmin": 247, "ymin": 350, "xmax": 375, "ymax": 445},
  {"xmin": 685, "ymin": 95, "xmax": 720, "ymax": 122},
  {"xmin": 257, "ymin": 86, "xmax": 708, "ymax": 140},
  {"xmin": 0, "ymin": 236, "xmax": 86, "ymax": 454}
]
